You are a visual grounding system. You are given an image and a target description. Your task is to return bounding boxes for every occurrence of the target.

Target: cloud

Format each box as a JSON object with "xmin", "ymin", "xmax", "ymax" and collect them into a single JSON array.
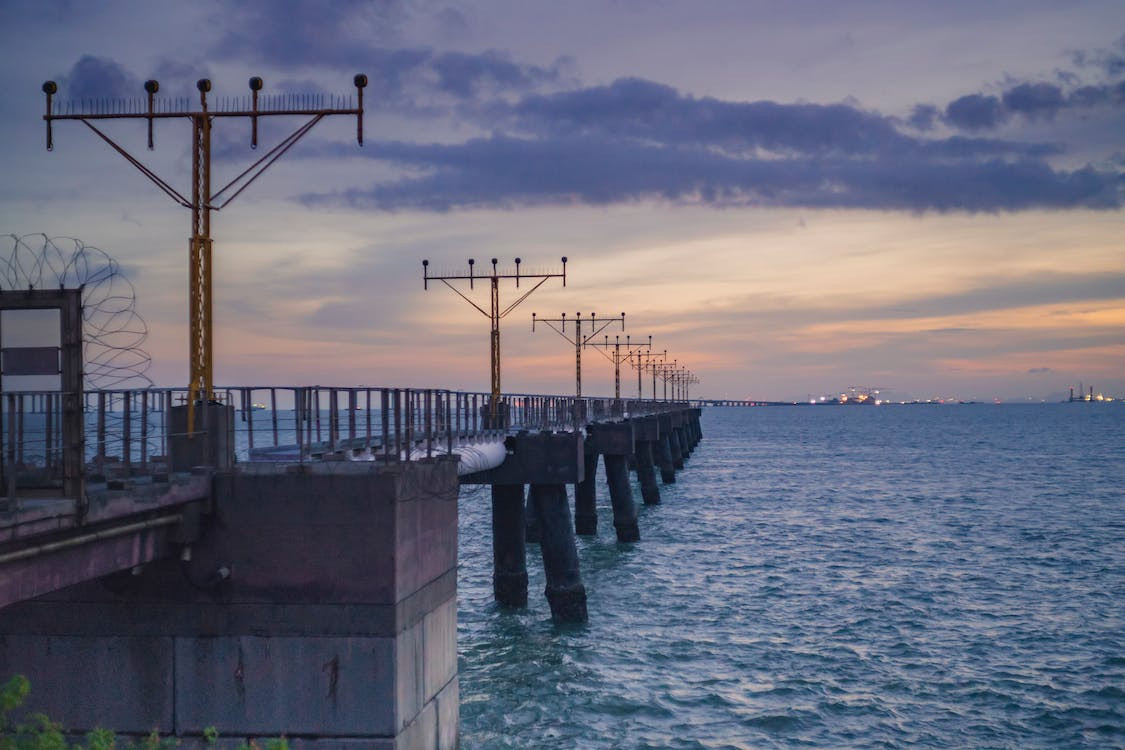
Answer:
[
  {"xmin": 430, "ymin": 50, "xmax": 561, "ymax": 98},
  {"xmin": 907, "ymin": 104, "xmax": 940, "ymax": 131},
  {"xmin": 48, "ymin": 32, "xmax": 1112, "ymax": 216},
  {"xmin": 944, "ymin": 94, "xmax": 1007, "ymax": 131},
  {"xmin": 853, "ymin": 271, "xmax": 1125, "ymax": 320},
  {"xmin": 1026, "ymin": 367, "xmax": 1054, "ymax": 375},
  {"xmin": 57, "ymin": 55, "xmax": 138, "ymax": 99},
  {"xmin": 1002, "ymin": 82, "xmax": 1067, "ymax": 119},
  {"xmin": 940, "ymin": 73, "xmax": 1124, "ymax": 132},
  {"xmin": 290, "ymin": 70, "xmax": 1125, "ymax": 213},
  {"xmin": 207, "ymin": 1, "xmax": 566, "ymax": 109},
  {"xmin": 1072, "ymin": 34, "xmax": 1125, "ymax": 77}
]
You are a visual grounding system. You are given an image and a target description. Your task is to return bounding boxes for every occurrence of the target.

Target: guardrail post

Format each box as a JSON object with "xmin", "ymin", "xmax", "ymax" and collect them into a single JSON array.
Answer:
[
  {"xmin": 96, "ymin": 391, "xmax": 106, "ymax": 466},
  {"xmin": 425, "ymin": 389, "xmax": 433, "ymax": 458},
  {"xmin": 122, "ymin": 390, "xmax": 132, "ymax": 468},
  {"xmin": 5, "ymin": 393, "xmax": 16, "ymax": 511}
]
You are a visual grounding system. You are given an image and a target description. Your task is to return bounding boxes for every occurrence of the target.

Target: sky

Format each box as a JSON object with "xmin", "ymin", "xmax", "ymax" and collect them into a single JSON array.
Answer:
[{"xmin": 1, "ymin": 0, "xmax": 1123, "ymax": 402}]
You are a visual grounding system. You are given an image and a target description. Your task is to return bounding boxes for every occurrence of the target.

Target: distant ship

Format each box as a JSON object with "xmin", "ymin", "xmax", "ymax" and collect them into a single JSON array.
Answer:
[
  {"xmin": 1068, "ymin": 386, "xmax": 1113, "ymax": 403},
  {"xmin": 811, "ymin": 387, "xmax": 884, "ymax": 405}
]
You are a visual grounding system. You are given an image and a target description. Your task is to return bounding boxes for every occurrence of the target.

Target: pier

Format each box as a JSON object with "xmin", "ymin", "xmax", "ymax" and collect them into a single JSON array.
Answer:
[
  {"xmin": 0, "ymin": 76, "xmax": 712, "ymax": 749},
  {"xmin": 0, "ymin": 385, "xmax": 701, "ymax": 747}
]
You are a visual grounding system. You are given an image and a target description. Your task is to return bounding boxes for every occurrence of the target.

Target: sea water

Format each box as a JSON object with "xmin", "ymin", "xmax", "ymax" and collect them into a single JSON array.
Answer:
[{"xmin": 456, "ymin": 404, "xmax": 1125, "ymax": 749}]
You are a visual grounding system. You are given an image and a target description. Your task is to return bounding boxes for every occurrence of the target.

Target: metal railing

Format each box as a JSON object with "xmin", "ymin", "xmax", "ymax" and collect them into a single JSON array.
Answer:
[{"xmin": 2, "ymin": 386, "xmax": 689, "ymax": 493}]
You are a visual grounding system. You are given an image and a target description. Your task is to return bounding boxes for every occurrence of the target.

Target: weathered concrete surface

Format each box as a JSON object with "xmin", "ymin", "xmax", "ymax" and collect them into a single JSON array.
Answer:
[
  {"xmin": 529, "ymin": 483, "xmax": 587, "ymax": 623},
  {"xmin": 460, "ymin": 430, "xmax": 584, "ymax": 486},
  {"xmin": 656, "ymin": 416, "xmax": 677, "ymax": 484},
  {"xmin": 634, "ymin": 440, "xmax": 661, "ymax": 505},
  {"xmin": 0, "ymin": 458, "xmax": 460, "ymax": 748},
  {"xmin": 603, "ymin": 454, "xmax": 639, "ymax": 542},
  {"xmin": 573, "ymin": 450, "xmax": 598, "ymax": 536},
  {"xmin": 0, "ymin": 472, "xmax": 211, "ymax": 608},
  {"xmin": 492, "ymin": 483, "xmax": 528, "ymax": 607}
]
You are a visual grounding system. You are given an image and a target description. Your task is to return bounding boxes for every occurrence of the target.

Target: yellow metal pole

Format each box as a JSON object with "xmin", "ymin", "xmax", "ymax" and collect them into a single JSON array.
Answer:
[
  {"xmin": 188, "ymin": 81, "xmax": 213, "ymax": 434},
  {"xmin": 490, "ymin": 274, "xmax": 501, "ymax": 420}
]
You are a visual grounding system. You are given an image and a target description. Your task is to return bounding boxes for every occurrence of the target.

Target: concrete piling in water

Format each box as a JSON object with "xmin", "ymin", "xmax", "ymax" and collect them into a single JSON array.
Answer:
[
  {"xmin": 656, "ymin": 415, "xmax": 677, "ymax": 483},
  {"xmin": 573, "ymin": 449, "xmax": 599, "ymax": 536},
  {"xmin": 632, "ymin": 416, "xmax": 662, "ymax": 505},
  {"xmin": 690, "ymin": 409, "xmax": 703, "ymax": 449},
  {"xmin": 529, "ymin": 483, "xmax": 588, "ymax": 623},
  {"xmin": 668, "ymin": 412, "xmax": 686, "ymax": 468},
  {"xmin": 492, "ymin": 483, "xmax": 529, "ymax": 607},
  {"xmin": 586, "ymin": 421, "xmax": 639, "ymax": 542},
  {"xmin": 669, "ymin": 427, "xmax": 685, "ymax": 469},
  {"xmin": 634, "ymin": 439, "xmax": 661, "ymax": 505},
  {"xmin": 461, "ymin": 431, "xmax": 585, "ymax": 620},
  {"xmin": 524, "ymin": 487, "xmax": 541, "ymax": 544},
  {"xmin": 603, "ymin": 453, "xmax": 640, "ymax": 541}
]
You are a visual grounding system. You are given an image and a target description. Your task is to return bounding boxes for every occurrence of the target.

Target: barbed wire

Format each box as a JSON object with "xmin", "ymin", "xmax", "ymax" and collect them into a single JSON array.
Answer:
[{"xmin": 1, "ymin": 233, "xmax": 153, "ymax": 389}]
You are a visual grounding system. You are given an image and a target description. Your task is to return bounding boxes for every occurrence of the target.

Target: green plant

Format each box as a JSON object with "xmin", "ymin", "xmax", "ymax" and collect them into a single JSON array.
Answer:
[
  {"xmin": 81, "ymin": 728, "xmax": 115, "ymax": 750},
  {"xmin": 1, "ymin": 675, "xmax": 66, "ymax": 750},
  {"xmin": 234, "ymin": 739, "xmax": 288, "ymax": 750},
  {"xmin": 2, "ymin": 677, "xmax": 284, "ymax": 750}
]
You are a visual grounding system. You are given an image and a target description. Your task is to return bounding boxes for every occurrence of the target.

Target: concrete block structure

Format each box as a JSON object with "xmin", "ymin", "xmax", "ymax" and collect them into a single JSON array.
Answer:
[{"xmin": 0, "ymin": 458, "xmax": 460, "ymax": 749}]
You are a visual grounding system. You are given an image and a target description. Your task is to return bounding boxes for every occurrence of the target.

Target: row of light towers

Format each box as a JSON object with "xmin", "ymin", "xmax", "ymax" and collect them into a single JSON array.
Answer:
[
  {"xmin": 39, "ymin": 74, "xmax": 698, "ymax": 415},
  {"xmin": 422, "ymin": 258, "xmax": 699, "ymax": 409}
]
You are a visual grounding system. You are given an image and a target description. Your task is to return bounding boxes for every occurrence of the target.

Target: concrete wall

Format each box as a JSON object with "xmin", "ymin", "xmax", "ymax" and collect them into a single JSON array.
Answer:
[{"xmin": 0, "ymin": 458, "xmax": 460, "ymax": 749}]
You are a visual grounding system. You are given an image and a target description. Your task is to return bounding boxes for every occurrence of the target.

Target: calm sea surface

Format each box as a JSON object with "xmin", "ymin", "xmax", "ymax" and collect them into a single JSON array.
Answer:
[{"xmin": 456, "ymin": 404, "xmax": 1125, "ymax": 749}]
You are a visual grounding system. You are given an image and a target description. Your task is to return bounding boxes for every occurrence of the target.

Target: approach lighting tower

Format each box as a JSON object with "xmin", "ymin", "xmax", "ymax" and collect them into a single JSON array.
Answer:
[
  {"xmin": 424, "ymin": 257, "xmax": 567, "ymax": 419},
  {"xmin": 586, "ymin": 334, "xmax": 651, "ymax": 399},
  {"xmin": 42, "ymin": 75, "xmax": 368, "ymax": 431},
  {"xmin": 636, "ymin": 349, "xmax": 667, "ymax": 400},
  {"xmin": 531, "ymin": 312, "xmax": 624, "ymax": 398},
  {"xmin": 671, "ymin": 367, "xmax": 699, "ymax": 401},
  {"xmin": 652, "ymin": 357, "xmax": 679, "ymax": 401}
]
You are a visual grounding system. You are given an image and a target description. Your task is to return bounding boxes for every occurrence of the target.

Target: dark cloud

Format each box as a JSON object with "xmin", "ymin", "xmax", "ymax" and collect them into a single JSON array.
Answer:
[
  {"xmin": 907, "ymin": 104, "xmax": 940, "ymax": 131},
  {"xmin": 58, "ymin": 55, "xmax": 138, "ymax": 99},
  {"xmin": 1027, "ymin": 367, "xmax": 1054, "ymax": 375},
  {"xmin": 1072, "ymin": 34, "xmax": 1125, "ymax": 77},
  {"xmin": 294, "ymin": 72, "xmax": 1117, "ymax": 214},
  {"xmin": 1002, "ymin": 82, "xmax": 1066, "ymax": 119},
  {"xmin": 944, "ymin": 94, "xmax": 1007, "ymax": 130},
  {"xmin": 939, "ymin": 67, "xmax": 1124, "ymax": 132},
  {"xmin": 491, "ymin": 78, "xmax": 1051, "ymax": 161},
  {"xmin": 300, "ymin": 133, "xmax": 1122, "ymax": 213},
  {"xmin": 208, "ymin": 1, "xmax": 565, "ymax": 109},
  {"xmin": 431, "ymin": 50, "xmax": 560, "ymax": 97}
]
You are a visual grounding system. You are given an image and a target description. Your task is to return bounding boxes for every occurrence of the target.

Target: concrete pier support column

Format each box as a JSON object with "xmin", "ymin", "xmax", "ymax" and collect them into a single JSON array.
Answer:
[
  {"xmin": 656, "ymin": 437, "xmax": 676, "ymax": 484},
  {"xmin": 656, "ymin": 415, "xmax": 677, "ymax": 483},
  {"xmin": 670, "ymin": 427, "xmax": 685, "ymax": 469},
  {"xmin": 524, "ymin": 486, "xmax": 541, "ymax": 544},
  {"xmin": 529, "ymin": 483, "xmax": 588, "ymax": 623},
  {"xmin": 603, "ymin": 454, "xmax": 640, "ymax": 542},
  {"xmin": 493, "ymin": 483, "xmax": 529, "ymax": 607},
  {"xmin": 634, "ymin": 440, "xmax": 661, "ymax": 505},
  {"xmin": 573, "ymin": 449, "xmax": 599, "ymax": 536}
]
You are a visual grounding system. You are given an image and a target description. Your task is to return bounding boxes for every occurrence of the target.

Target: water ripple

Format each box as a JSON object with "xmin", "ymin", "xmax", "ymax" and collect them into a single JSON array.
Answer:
[{"xmin": 458, "ymin": 404, "xmax": 1125, "ymax": 748}]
